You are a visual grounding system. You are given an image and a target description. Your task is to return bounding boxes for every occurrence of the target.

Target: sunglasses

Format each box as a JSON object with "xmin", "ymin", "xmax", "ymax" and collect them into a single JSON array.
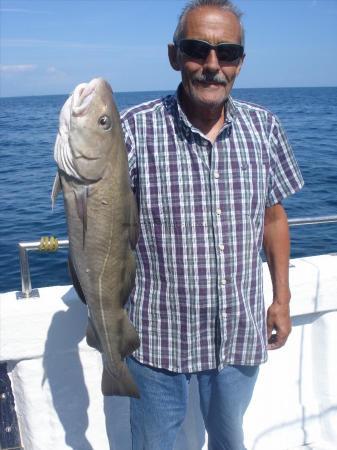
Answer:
[{"xmin": 176, "ymin": 39, "xmax": 244, "ymax": 63}]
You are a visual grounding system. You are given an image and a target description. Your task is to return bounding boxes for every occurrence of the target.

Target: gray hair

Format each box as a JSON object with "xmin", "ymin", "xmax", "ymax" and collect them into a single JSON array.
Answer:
[{"xmin": 173, "ymin": 0, "xmax": 245, "ymax": 47}]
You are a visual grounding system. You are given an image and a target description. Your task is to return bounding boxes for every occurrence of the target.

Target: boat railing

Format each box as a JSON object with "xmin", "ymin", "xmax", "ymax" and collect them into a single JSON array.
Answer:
[
  {"xmin": 16, "ymin": 238, "xmax": 69, "ymax": 299},
  {"xmin": 15, "ymin": 215, "xmax": 337, "ymax": 299}
]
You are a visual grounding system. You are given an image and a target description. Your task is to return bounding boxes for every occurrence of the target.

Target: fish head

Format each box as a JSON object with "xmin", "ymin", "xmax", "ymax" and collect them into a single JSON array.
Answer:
[{"xmin": 58, "ymin": 78, "xmax": 120, "ymax": 182}]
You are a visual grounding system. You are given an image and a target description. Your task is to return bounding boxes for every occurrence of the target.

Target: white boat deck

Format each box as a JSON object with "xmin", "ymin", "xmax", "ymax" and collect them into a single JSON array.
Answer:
[{"xmin": 1, "ymin": 254, "xmax": 337, "ymax": 449}]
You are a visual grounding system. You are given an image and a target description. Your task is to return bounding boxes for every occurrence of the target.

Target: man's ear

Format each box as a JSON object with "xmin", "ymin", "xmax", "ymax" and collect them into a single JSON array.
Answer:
[{"xmin": 168, "ymin": 43, "xmax": 180, "ymax": 71}]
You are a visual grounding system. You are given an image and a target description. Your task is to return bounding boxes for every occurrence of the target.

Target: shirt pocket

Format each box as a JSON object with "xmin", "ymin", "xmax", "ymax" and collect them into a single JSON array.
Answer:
[
  {"xmin": 228, "ymin": 159, "xmax": 269, "ymax": 220},
  {"xmin": 224, "ymin": 159, "xmax": 269, "ymax": 259}
]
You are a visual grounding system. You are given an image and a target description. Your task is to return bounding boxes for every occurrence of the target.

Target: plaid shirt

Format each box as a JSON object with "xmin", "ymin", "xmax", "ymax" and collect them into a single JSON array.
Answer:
[{"xmin": 121, "ymin": 88, "xmax": 304, "ymax": 372}]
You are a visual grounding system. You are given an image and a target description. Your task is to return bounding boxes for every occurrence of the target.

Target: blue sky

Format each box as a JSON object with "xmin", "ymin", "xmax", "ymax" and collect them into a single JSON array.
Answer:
[{"xmin": 1, "ymin": 0, "xmax": 337, "ymax": 97}]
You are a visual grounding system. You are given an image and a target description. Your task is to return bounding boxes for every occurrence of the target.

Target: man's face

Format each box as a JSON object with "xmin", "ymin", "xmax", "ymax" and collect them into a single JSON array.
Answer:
[{"xmin": 170, "ymin": 6, "xmax": 244, "ymax": 110}]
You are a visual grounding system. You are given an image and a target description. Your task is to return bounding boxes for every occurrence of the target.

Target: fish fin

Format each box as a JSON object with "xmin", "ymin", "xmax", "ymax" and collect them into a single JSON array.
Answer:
[
  {"xmin": 68, "ymin": 255, "xmax": 87, "ymax": 304},
  {"xmin": 73, "ymin": 185, "xmax": 89, "ymax": 247},
  {"xmin": 119, "ymin": 312, "xmax": 140, "ymax": 358},
  {"xmin": 101, "ymin": 362, "xmax": 140, "ymax": 398},
  {"xmin": 86, "ymin": 316, "xmax": 102, "ymax": 352},
  {"xmin": 129, "ymin": 193, "xmax": 139, "ymax": 250},
  {"xmin": 51, "ymin": 172, "xmax": 62, "ymax": 210}
]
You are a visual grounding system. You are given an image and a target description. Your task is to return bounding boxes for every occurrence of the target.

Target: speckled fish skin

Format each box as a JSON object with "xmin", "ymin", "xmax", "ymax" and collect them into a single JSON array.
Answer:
[{"xmin": 54, "ymin": 78, "xmax": 140, "ymax": 398}]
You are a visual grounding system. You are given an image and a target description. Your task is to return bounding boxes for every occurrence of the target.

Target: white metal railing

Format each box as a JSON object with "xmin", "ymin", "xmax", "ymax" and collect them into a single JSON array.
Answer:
[
  {"xmin": 288, "ymin": 215, "xmax": 337, "ymax": 226},
  {"xmin": 15, "ymin": 215, "xmax": 337, "ymax": 299}
]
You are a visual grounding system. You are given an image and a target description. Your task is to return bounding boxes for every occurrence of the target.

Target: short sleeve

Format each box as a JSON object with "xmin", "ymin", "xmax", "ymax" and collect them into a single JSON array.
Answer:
[
  {"xmin": 266, "ymin": 115, "xmax": 304, "ymax": 207},
  {"xmin": 120, "ymin": 115, "xmax": 138, "ymax": 194}
]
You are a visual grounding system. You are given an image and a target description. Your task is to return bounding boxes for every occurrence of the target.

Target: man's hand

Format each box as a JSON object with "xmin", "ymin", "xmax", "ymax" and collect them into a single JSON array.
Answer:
[{"xmin": 267, "ymin": 301, "xmax": 291, "ymax": 350}]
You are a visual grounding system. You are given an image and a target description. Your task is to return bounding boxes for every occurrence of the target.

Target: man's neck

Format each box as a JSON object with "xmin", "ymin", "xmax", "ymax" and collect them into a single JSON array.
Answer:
[{"xmin": 179, "ymin": 90, "xmax": 227, "ymax": 143}]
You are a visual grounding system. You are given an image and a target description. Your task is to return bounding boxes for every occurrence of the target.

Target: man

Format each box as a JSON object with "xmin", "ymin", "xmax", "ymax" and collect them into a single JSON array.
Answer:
[{"xmin": 121, "ymin": 1, "xmax": 304, "ymax": 449}]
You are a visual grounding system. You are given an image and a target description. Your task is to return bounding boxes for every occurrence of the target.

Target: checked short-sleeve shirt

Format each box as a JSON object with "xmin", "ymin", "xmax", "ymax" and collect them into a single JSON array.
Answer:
[{"xmin": 121, "ymin": 88, "xmax": 304, "ymax": 373}]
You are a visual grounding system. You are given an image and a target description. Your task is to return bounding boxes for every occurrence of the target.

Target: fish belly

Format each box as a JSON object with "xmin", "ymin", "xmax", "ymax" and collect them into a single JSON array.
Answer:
[{"xmin": 61, "ymin": 173, "xmax": 140, "ymax": 398}]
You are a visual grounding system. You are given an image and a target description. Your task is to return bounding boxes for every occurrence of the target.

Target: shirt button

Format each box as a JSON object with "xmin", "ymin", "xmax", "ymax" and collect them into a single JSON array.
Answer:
[
  {"xmin": 216, "ymin": 208, "xmax": 222, "ymax": 216},
  {"xmin": 219, "ymin": 244, "xmax": 224, "ymax": 251},
  {"xmin": 214, "ymin": 171, "xmax": 220, "ymax": 179},
  {"xmin": 221, "ymin": 279, "xmax": 227, "ymax": 286}
]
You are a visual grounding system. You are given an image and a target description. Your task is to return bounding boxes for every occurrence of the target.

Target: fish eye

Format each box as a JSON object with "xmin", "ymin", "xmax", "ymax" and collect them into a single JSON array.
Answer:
[{"xmin": 98, "ymin": 115, "xmax": 112, "ymax": 130}]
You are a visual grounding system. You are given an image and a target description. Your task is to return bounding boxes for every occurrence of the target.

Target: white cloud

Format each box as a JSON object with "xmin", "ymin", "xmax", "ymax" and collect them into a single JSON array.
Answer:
[
  {"xmin": 2, "ymin": 38, "xmax": 114, "ymax": 50},
  {"xmin": 46, "ymin": 66, "xmax": 67, "ymax": 78},
  {"xmin": 46, "ymin": 66, "xmax": 58, "ymax": 74},
  {"xmin": 0, "ymin": 8, "xmax": 50, "ymax": 14},
  {"xmin": 1, "ymin": 38, "xmax": 160, "ymax": 54},
  {"xmin": 0, "ymin": 64, "xmax": 37, "ymax": 73},
  {"xmin": 0, "ymin": 8, "xmax": 29, "ymax": 12}
]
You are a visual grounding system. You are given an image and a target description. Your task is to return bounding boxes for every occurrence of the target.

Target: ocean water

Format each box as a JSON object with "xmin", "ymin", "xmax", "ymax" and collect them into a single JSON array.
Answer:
[{"xmin": 0, "ymin": 87, "xmax": 336, "ymax": 294}]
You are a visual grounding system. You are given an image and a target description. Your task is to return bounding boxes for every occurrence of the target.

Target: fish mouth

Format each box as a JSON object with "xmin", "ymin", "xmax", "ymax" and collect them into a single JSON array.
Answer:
[{"xmin": 71, "ymin": 78, "xmax": 100, "ymax": 117}]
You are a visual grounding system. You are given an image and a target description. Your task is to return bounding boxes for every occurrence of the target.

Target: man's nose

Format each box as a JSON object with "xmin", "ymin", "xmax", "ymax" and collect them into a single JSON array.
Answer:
[{"xmin": 203, "ymin": 49, "xmax": 220, "ymax": 72}]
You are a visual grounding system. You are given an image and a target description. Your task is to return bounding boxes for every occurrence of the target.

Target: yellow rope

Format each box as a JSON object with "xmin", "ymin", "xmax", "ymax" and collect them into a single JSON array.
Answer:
[{"xmin": 39, "ymin": 236, "xmax": 59, "ymax": 252}]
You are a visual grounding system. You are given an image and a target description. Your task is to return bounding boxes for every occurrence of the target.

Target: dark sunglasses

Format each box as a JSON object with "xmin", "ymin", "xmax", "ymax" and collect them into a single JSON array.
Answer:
[{"xmin": 176, "ymin": 39, "xmax": 244, "ymax": 63}]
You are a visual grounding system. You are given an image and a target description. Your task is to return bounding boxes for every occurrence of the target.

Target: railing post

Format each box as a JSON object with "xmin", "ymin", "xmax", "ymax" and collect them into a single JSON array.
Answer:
[
  {"xmin": 18, "ymin": 244, "xmax": 31, "ymax": 298},
  {"xmin": 16, "ymin": 237, "xmax": 69, "ymax": 300}
]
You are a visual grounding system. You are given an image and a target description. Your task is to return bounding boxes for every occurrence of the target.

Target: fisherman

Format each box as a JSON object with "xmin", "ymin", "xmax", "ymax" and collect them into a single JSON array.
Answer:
[{"xmin": 121, "ymin": 0, "xmax": 304, "ymax": 449}]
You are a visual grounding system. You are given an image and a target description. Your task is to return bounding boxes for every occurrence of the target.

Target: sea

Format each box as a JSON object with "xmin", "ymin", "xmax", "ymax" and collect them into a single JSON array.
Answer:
[{"xmin": 0, "ymin": 87, "xmax": 336, "ymax": 294}]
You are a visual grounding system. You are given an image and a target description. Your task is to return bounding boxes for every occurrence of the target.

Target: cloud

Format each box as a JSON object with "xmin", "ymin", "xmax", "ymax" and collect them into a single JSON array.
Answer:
[
  {"xmin": 0, "ymin": 8, "xmax": 30, "ymax": 12},
  {"xmin": 46, "ymin": 66, "xmax": 67, "ymax": 78},
  {"xmin": 0, "ymin": 64, "xmax": 37, "ymax": 73},
  {"xmin": 46, "ymin": 66, "xmax": 58, "ymax": 74},
  {"xmin": 2, "ymin": 38, "xmax": 114, "ymax": 50},
  {"xmin": 0, "ymin": 8, "xmax": 50, "ymax": 14},
  {"xmin": 1, "ymin": 39, "xmax": 161, "ymax": 54}
]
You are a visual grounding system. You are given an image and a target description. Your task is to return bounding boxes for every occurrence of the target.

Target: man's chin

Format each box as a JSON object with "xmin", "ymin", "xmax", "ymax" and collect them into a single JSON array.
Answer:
[{"xmin": 191, "ymin": 92, "xmax": 228, "ymax": 109}]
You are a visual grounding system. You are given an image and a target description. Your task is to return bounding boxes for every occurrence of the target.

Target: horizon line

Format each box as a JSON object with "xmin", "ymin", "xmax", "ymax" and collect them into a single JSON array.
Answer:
[{"xmin": 1, "ymin": 85, "xmax": 336, "ymax": 100}]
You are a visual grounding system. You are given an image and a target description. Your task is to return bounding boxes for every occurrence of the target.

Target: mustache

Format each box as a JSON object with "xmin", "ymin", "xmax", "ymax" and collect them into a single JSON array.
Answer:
[{"xmin": 192, "ymin": 73, "xmax": 228, "ymax": 85}]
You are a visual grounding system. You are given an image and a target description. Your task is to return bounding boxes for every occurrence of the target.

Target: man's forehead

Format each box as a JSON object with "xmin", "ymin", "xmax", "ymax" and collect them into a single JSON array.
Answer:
[{"xmin": 182, "ymin": 6, "xmax": 241, "ymax": 44}]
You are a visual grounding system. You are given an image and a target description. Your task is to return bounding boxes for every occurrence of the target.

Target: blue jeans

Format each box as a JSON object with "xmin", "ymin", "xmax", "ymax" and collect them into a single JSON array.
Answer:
[{"xmin": 127, "ymin": 357, "xmax": 259, "ymax": 450}]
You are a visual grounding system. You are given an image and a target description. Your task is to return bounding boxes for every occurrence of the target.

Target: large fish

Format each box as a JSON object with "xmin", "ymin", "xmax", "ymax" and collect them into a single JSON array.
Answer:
[{"xmin": 52, "ymin": 78, "xmax": 140, "ymax": 398}]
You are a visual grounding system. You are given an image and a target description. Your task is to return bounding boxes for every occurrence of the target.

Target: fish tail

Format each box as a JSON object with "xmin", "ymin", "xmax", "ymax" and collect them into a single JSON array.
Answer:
[{"xmin": 101, "ymin": 362, "xmax": 140, "ymax": 398}]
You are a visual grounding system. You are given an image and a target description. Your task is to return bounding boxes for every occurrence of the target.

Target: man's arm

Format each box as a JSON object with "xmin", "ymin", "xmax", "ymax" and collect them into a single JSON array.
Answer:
[{"xmin": 263, "ymin": 203, "xmax": 291, "ymax": 350}]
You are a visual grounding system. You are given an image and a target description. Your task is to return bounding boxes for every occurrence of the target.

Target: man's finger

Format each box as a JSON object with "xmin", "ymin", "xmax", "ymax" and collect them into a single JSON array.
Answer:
[{"xmin": 267, "ymin": 332, "xmax": 288, "ymax": 350}]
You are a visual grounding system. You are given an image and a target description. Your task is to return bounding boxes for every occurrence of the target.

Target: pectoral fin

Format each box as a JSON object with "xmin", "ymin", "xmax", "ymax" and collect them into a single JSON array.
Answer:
[
  {"xmin": 51, "ymin": 172, "xmax": 62, "ymax": 210},
  {"xmin": 119, "ymin": 312, "xmax": 140, "ymax": 357},
  {"xmin": 73, "ymin": 185, "xmax": 90, "ymax": 247},
  {"xmin": 68, "ymin": 255, "xmax": 86, "ymax": 304}
]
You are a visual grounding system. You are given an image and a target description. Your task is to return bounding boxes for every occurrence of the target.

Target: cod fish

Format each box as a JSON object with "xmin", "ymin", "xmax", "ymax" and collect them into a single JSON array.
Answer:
[{"xmin": 52, "ymin": 78, "xmax": 140, "ymax": 398}]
